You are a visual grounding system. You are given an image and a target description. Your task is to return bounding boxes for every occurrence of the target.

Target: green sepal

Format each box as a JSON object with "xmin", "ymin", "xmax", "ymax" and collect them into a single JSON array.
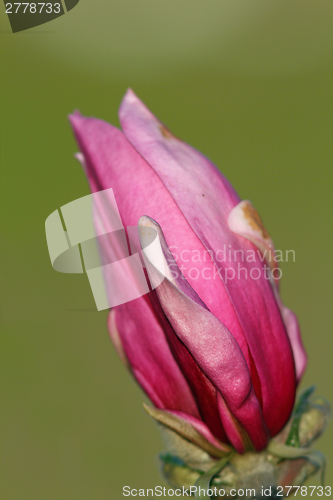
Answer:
[
  {"xmin": 298, "ymin": 396, "xmax": 331, "ymax": 447},
  {"xmin": 286, "ymin": 386, "xmax": 315, "ymax": 447},
  {"xmin": 160, "ymin": 453, "xmax": 202, "ymax": 489},
  {"xmin": 267, "ymin": 441, "xmax": 326, "ymax": 486},
  {"xmin": 303, "ymin": 450, "xmax": 326, "ymax": 486},
  {"xmin": 267, "ymin": 441, "xmax": 312, "ymax": 459},
  {"xmin": 144, "ymin": 404, "xmax": 232, "ymax": 458},
  {"xmin": 194, "ymin": 452, "xmax": 234, "ymax": 499}
]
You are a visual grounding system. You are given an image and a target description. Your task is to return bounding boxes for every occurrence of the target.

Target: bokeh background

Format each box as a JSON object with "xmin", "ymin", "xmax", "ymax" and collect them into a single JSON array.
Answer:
[{"xmin": 1, "ymin": 1, "xmax": 332, "ymax": 498}]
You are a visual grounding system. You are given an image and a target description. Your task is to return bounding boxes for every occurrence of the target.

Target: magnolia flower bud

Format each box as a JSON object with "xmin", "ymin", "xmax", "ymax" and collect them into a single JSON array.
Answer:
[{"xmin": 69, "ymin": 91, "xmax": 329, "ymax": 496}]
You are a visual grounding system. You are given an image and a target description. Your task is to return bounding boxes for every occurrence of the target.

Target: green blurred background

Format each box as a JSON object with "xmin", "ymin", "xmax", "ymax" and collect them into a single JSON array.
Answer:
[{"xmin": 1, "ymin": 1, "xmax": 332, "ymax": 498}]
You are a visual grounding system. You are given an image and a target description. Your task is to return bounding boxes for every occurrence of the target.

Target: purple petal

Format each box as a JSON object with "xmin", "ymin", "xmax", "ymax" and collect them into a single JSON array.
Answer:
[
  {"xmin": 119, "ymin": 91, "xmax": 296, "ymax": 436},
  {"xmin": 279, "ymin": 305, "xmax": 307, "ymax": 382},
  {"xmin": 109, "ymin": 297, "xmax": 200, "ymax": 416},
  {"xmin": 228, "ymin": 200, "xmax": 307, "ymax": 381},
  {"xmin": 69, "ymin": 111, "xmax": 253, "ymax": 436},
  {"xmin": 69, "ymin": 112, "xmax": 251, "ymax": 372},
  {"xmin": 139, "ymin": 216, "xmax": 269, "ymax": 452},
  {"xmin": 146, "ymin": 284, "xmax": 228, "ymax": 443},
  {"xmin": 69, "ymin": 112, "xmax": 226, "ymax": 434}
]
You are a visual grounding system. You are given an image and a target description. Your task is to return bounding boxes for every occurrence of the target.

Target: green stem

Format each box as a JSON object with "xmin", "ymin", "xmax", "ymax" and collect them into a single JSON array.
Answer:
[{"xmin": 194, "ymin": 452, "xmax": 234, "ymax": 500}]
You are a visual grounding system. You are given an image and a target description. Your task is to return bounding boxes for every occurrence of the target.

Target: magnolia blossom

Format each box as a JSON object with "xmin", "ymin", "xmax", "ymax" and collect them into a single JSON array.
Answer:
[{"xmin": 69, "ymin": 90, "xmax": 307, "ymax": 454}]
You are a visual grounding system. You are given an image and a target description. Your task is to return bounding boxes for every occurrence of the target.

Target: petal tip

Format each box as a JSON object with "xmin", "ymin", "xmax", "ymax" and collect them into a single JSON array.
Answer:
[
  {"xmin": 68, "ymin": 110, "xmax": 85, "ymax": 130},
  {"xmin": 120, "ymin": 88, "xmax": 141, "ymax": 113}
]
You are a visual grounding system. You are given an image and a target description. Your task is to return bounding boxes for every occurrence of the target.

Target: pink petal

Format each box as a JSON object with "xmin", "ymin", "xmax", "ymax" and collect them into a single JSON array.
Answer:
[
  {"xmin": 69, "ymin": 112, "xmax": 251, "ymax": 371},
  {"xmin": 217, "ymin": 393, "xmax": 253, "ymax": 454},
  {"xmin": 278, "ymin": 305, "xmax": 307, "ymax": 382},
  {"xmin": 139, "ymin": 216, "xmax": 269, "ymax": 452},
  {"xmin": 228, "ymin": 200, "xmax": 307, "ymax": 381},
  {"xmin": 146, "ymin": 283, "xmax": 228, "ymax": 442},
  {"xmin": 109, "ymin": 296, "xmax": 200, "ymax": 416},
  {"xmin": 69, "ymin": 112, "xmax": 227, "ymax": 436},
  {"xmin": 228, "ymin": 200, "xmax": 280, "ymax": 288},
  {"xmin": 119, "ymin": 91, "xmax": 296, "ymax": 436}
]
